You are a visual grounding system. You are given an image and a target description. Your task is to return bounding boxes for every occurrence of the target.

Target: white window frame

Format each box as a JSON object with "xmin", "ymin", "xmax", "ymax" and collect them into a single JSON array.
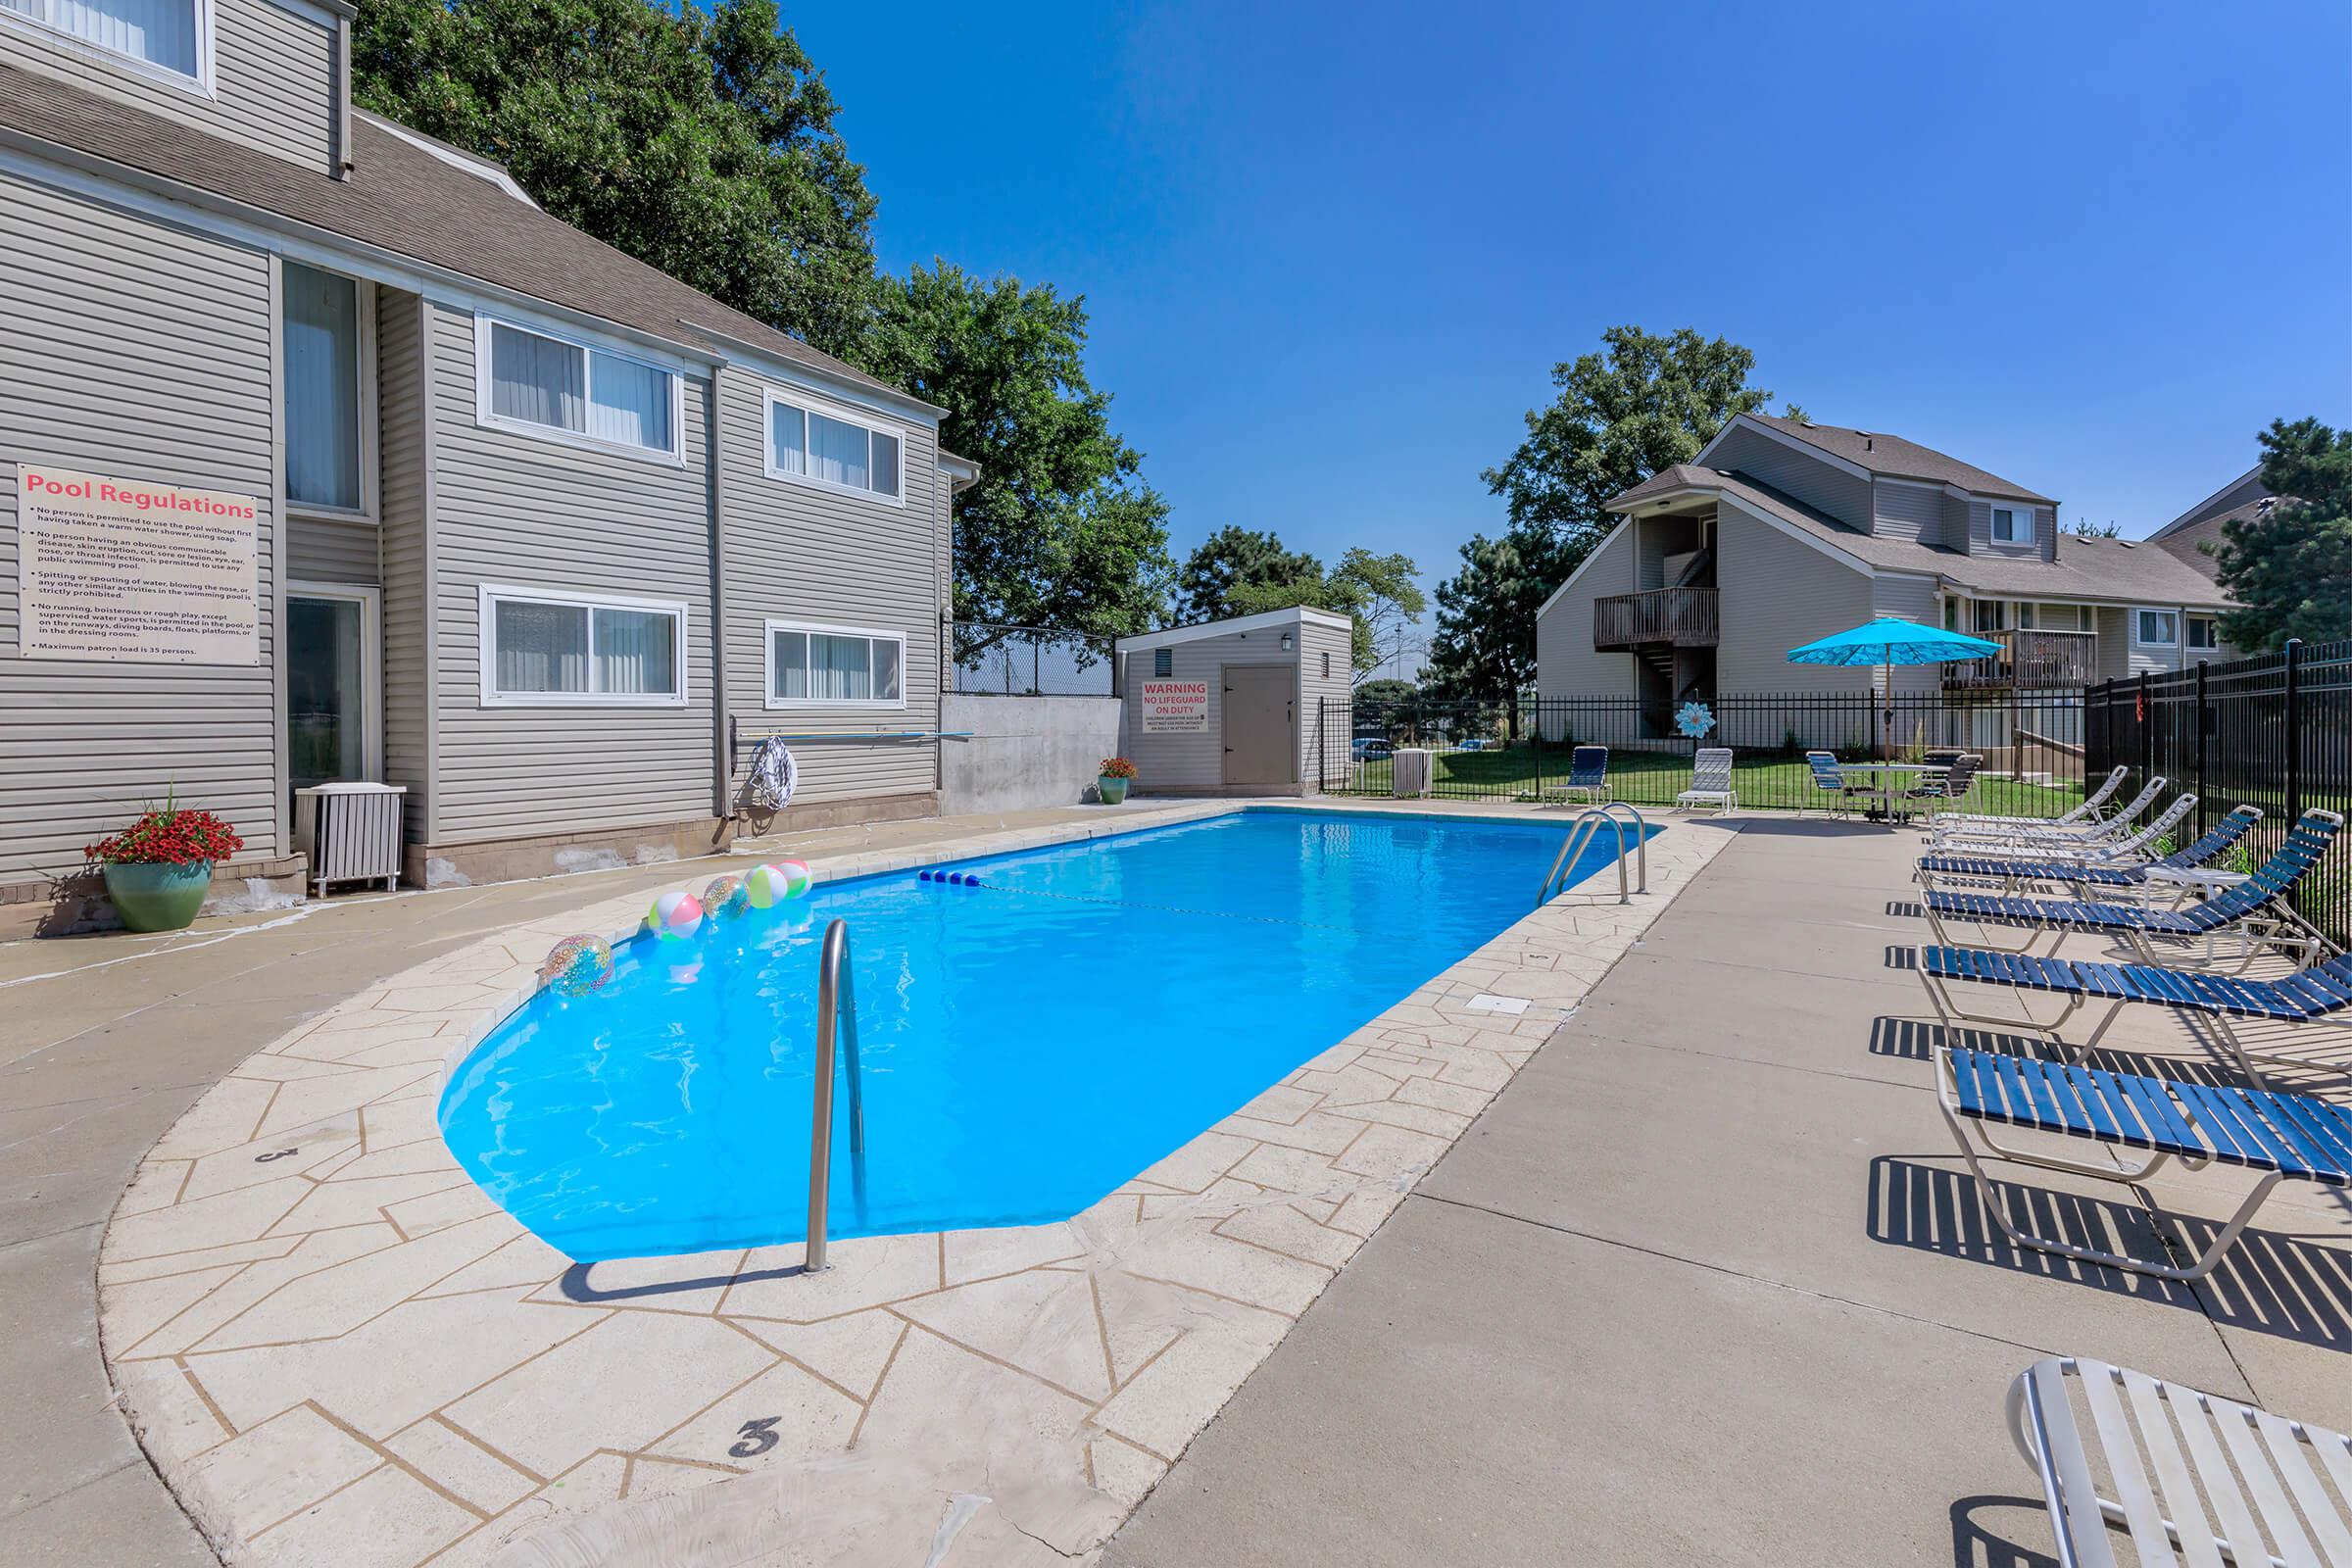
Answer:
[
  {"xmin": 471, "ymin": 315, "xmax": 685, "ymax": 466},
  {"xmin": 2132, "ymin": 607, "xmax": 2180, "ymax": 650},
  {"xmin": 1988, "ymin": 505, "xmax": 2034, "ymax": 546},
  {"xmin": 281, "ymin": 266, "xmax": 380, "ymax": 524},
  {"xmin": 762, "ymin": 617, "xmax": 907, "ymax": 711},
  {"xmin": 476, "ymin": 582, "xmax": 690, "ymax": 708},
  {"xmin": 2186, "ymin": 615, "xmax": 2219, "ymax": 651},
  {"xmin": 0, "ymin": 0, "xmax": 215, "ymax": 95},
  {"xmin": 286, "ymin": 581, "xmax": 382, "ymax": 783},
  {"xmin": 761, "ymin": 386, "xmax": 906, "ymax": 507}
]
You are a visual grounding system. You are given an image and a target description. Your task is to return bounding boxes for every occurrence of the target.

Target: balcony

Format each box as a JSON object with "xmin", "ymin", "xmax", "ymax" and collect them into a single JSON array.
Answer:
[
  {"xmin": 1593, "ymin": 587, "xmax": 1719, "ymax": 652},
  {"xmin": 1943, "ymin": 627, "xmax": 2099, "ymax": 691}
]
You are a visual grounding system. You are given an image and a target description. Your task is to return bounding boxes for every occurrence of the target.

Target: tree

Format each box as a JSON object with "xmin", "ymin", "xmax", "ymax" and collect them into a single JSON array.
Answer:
[
  {"xmin": 1220, "ymin": 545, "xmax": 1426, "ymax": 679},
  {"xmin": 1420, "ymin": 524, "xmax": 1575, "ymax": 730},
  {"xmin": 353, "ymin": 0, "xmax": 880, "ymax": 361},
  {"xmin": 1173, "ymin": 528, "xmax": 1324, "ymax": 624},
  {"xmin": 2072, "ymin": 517, "xmax": 2123, "ymax": 538},
  {"xmin": 2216, "ymin": 417, "xmax": 2352, "ymax": 652},
  {"xmin": 1354, "ymin": 677, "xmax": 1418, "ymax": 707},
  {"xmin": 862, "ymin": 262, "xmax": 1172, "ymax": 649}
]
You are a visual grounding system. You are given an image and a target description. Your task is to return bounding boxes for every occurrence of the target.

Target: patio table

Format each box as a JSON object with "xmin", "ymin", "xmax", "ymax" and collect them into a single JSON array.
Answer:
[{"xmin": 1836, "ymin": 761, "xmax": 1948, "ymax": 824}]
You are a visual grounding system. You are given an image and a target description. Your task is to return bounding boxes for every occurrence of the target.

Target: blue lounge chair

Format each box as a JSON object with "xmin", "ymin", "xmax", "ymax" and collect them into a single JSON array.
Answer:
[
  {"xmin": 1918, "ymin": 944, "xmax": 2352, "ymax": 1086},
  {"xmin": 1804, "ymin": 751, "xmax": 1864, "ymax": 817},
  {"xmin": 1920, "ymin": 809, "xmax": 2342, "ymax": 968},
  {"xmin": 1933, "ymin": 1042, "xmax": 2352, "ymax": 1279},
  {"xmin": 1549, "ymin": 746, "xmax": 1609, "ymax": 807},
  {"xmin": 1915, "ymin": 798, "xmax": 2247, "ymax": 899}
]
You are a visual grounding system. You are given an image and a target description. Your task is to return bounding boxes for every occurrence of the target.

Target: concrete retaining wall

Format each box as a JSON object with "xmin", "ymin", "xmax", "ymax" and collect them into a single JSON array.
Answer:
[{"xmin": 941, "ymin": 694, "xmax": 1124, "ymax": 813}]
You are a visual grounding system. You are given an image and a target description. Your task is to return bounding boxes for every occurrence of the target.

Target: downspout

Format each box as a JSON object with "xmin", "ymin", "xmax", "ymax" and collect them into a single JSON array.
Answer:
[{"xmin": 331, "ymin": 14, "xmax": 353, "ymax": 179}]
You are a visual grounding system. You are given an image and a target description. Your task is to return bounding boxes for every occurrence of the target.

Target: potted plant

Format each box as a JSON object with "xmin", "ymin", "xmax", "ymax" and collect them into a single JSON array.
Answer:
[
  {"xmin": 84, "ymin": 793, "xmax": 245, "ymax": 933},
  {"xmin": 1097, "ymin": 757, "xmax": 1137, "ymax": 806}
]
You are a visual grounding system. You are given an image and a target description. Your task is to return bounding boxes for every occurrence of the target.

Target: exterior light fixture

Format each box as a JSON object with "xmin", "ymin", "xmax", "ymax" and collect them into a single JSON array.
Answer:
[{"xmin": 1280, "ymin": 632, "xmax": 1294, "ymax": 652}]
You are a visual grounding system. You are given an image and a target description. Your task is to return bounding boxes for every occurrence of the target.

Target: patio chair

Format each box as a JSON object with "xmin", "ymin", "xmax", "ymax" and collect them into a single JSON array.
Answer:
[
  {"xmin": 1904, "ymin": 752, "xmax": 1980, "ymax": 821},
  {"xmin": 1548, "ymin": 746, "xmax": 1610, "ymax": 807},
  {"xmin": 1674, "ymin": 748, "xmax": 1736, "ymax": 814},
  {"xmin": 2005, "ymin": 1356, "xmax": 2352, "ymax": 1568},
  {"xmin": 1913, "ymin": 794, "xmax": 2216, "ymax": 897},
  {"xmin": 1936, "ymin": 764, "xmax": 2131, "ymax": 833},
  {"xmin": 1804, "ymin": 751, "xmax": 1865, "ymax": 817},
  {"xmin": 1930, "ymin": 775, "xmax": 2170, "ymax": 851},
  {"xmin": 1917, "ymin": 943, "xmax": 2352, "ymax": 1087},
  {"xmin": 1920, "ymin": 808, "xmax": 2343, "ymax": 970},
  {"xmin": 1933, "ymin": 1041, "xmax": 2351, "ymax": 1279}
]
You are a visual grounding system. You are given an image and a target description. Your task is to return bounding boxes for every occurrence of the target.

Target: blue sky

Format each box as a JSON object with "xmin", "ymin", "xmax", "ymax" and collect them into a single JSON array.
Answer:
[{"xmin": 797, "ymin": 0, "xmax": 2350, "ymax": 632}]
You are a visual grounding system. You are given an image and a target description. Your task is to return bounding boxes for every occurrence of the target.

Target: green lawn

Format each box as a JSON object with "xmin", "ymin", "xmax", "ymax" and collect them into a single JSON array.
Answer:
[{"xmin": 1332, "ymin": 744, "xmax": 2087, "ymax": 819}]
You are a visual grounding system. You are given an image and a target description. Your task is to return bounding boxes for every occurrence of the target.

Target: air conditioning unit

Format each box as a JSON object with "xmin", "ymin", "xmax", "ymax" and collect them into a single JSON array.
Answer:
[
  {"xmin": 1391, "ymin": 748, "xmax": 1434, "ymax": 798},
  {"xmin": 293, "ymin": 782, "xmax": 407, "ymax": 897}
]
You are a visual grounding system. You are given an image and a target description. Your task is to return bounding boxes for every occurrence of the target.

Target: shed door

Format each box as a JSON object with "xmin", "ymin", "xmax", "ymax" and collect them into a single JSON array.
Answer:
[{"xmin": 1222, "ymin": 664, "xmax": 1295, "ymax": 786}]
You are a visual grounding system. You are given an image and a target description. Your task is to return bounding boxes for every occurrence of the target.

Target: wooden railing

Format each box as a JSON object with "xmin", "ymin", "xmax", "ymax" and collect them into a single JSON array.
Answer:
[
  {"xmin": 1592, "ymin": 587, "xmax": 1719, "ymax": 651},
  {"xmin": 1944, "ymin": 628, "xmax": 2099, "ymax": 690}
]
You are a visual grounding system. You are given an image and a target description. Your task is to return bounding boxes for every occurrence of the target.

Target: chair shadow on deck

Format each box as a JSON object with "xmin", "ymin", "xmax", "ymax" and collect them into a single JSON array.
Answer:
[
  {"xmin": 1949, "ymin": 1496, "xmax": 2060, "ymax": 1568},
  {"xmin": 1868, "ymin": 1155, "xmax": 2352, "ymax": 1350}
]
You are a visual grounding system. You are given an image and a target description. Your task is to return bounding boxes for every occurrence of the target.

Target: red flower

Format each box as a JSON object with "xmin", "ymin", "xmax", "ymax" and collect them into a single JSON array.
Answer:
[{"xmin": 86, "ymin": 806, "xmax": 245, "ymax": 866}]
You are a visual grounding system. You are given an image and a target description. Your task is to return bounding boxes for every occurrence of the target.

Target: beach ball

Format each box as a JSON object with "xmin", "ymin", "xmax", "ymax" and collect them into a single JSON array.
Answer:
[
  {"xmin": 702, "ymin": 873, "xmax": 749, "ymax": 919},
  {"xmin": 744, "ymin": 863, "xmax": 793, "ymax": 908},
  {"xmin": 776, "ymin": 858, "xmax": 813, "ymax": 899},
  {"xmin": 645, "ymin": 890, "xmax": 704, "ymax": 941},
  {"xmin": 537, "ymin": 934, "xmax": 613, "ymax": 997}
]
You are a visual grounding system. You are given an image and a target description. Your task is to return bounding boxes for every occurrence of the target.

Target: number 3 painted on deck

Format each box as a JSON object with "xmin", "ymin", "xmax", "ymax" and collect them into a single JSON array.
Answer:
[{"xmin": 729, "ymin": 1417, "xmax": 780, "ymax": 1458}]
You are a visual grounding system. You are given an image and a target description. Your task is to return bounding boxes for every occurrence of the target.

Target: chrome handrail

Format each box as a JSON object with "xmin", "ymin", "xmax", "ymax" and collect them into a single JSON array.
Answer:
[
  {"xmin": 1538, "ymin": 803, "xmax": 1647, "ymax": 906},
  {"xmin": 804, "ymin": 918, "xmax": 865, "ymax": 1273}
]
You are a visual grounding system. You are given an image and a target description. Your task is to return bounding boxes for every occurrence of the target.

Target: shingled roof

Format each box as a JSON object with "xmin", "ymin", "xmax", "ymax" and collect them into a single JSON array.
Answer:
[{"xmin": 1743, "ymin": 415, "xmax": 2056, "ymax": 505}]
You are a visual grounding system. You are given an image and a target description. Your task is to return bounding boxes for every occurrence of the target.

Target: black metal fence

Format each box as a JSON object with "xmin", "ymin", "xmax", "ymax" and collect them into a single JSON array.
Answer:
[
  {"xmin": 1319, "ymin": 690, "xmax": 2087, "ymax": 818},
  {"xmin": 946, "ymin": 619, "xmax": 1115, "ymax": 696},
  {"xmin": 2085, "ymin": 636, "xmax": 2352, "ymax": 945}
]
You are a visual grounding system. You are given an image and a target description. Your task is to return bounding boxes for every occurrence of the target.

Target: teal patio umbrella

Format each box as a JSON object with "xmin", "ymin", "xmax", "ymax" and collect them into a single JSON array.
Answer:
[{"xmin": 1787, "ymin": 616, "xmax": 2002, "ymax": 758}]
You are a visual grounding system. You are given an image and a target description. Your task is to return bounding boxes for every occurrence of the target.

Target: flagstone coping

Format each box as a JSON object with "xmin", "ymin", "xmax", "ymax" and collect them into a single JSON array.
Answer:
[{"xmin": 97, "ymin": 803, "xmax": 1736, "ymax": 1566}]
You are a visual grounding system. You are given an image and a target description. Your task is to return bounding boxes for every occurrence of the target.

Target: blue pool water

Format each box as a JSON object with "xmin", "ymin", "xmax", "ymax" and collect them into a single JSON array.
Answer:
[{"xmin": 439, "ymin": 808, "xmax": 1654, "ymax": 1261}]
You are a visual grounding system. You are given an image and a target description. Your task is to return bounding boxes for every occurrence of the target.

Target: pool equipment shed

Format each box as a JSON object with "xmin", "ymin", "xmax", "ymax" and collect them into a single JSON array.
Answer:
[{"xmin": 1115, "ymin": 608, "xmax": 1353, "ymax": 795}]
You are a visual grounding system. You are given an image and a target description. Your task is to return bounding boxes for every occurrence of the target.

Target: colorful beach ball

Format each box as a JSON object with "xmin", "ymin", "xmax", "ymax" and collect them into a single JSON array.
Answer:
[
  {"xmin": 775, "ymin": 859, "xmax": 813, "ymax": 899},
  {"xmin": 702, "ymin": 873, "xmax": 749, "ymax": 919},
  {"xmin": 537, "ymin": 934, "xmax": 613, "ymax": 997},
  {"xmin": 745, "ymin": 860, "xmax": 813, "ymax": 907},
  {"xmin": 645, "ymin": 890, "xmax": 704, "ymax": 941}
]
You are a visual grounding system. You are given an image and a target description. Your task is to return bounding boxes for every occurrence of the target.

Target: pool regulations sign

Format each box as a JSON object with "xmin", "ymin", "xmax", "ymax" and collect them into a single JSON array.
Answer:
[
  {"xmin": 1139, "ymin": 678, "xmax": 1209, "ymax": 732},
  {"xmin": 15, "ymin": 464, "xmax": 262, "ymax": 665}
]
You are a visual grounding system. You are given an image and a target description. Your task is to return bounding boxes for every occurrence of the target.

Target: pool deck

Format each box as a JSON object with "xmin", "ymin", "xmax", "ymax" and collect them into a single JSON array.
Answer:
[
  {"xmin": 7, "ymin": 795, "xmax": 1737, "ymax": 1566},
  {"xmin": 1103, "ymin": 820, "xmax": 2352, "ymax": 1566}
]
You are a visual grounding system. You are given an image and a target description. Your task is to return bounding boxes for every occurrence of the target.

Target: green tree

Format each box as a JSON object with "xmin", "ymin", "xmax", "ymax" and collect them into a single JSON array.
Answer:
[
  {"xmin": 863, "ymin": 262, "xmax": 1172, "ymax": 649},
  {"xmin": 1420, "ymin": 525, "xmax": 1571, "ymax": 727},
  {"xmin": 1222, "ymin": 546, "xmax": 1426, "ymax": 679},
  {"xmin": 1354, "ymin": 677, "xmax": 1418, "ymax": 707},
  {"xmin": 2072, "ymin": 517, "xmax": 2123, "ymax": 538},
  {"xmin": 2216, "ymin": 417, "xmax": 2352, "ymax": 651},
  {"xmin": 1174, "ymin": 527, "xmax": 1325, "ymax": 624},
  {"xmin": 353, "ymin": 0, "xmax": 880, "ymax": 360}
]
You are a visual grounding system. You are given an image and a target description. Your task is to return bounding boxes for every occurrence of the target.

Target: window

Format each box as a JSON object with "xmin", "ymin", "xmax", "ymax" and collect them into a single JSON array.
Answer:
[
  {"xmin": 765, "ymin": 619, "xmax": 905, "ymax": 708},
  {"xmin": 2187, "ymin": 616, "xmax": 2218, "ymax": 651},
  {"xmin": 1973, "ymin": 600, "xmax": 2007, "ymax": 634},
  {"xmin": 2, "ymin": 0, "xmax": 204, "ymax": 82},
  {"xmin": 1152, "ymin": 646, "xmax": 1173, "ymax": 678},
  {"xmin": 475, "ymin": 318, "xmax": 678, "ymax": 460},
  {"xmin": 478, "ymin": 585, "xmax": 686, "ymax": 706},
  {"xmin": 1321, "ymin": 651, "xmax": 1332, "ymax": 679},
  {"xmin": 2133, "ymin": 609, "xmax": 2180, "ymax": 648},
  {"xmin": 1942, "ymin": 597, "xmax": 1959, "ymax": 631},
  {"xmin": 765, "ymin": 392, "xmax": 903, "ymax": 503},
  {"xmin": 283, "ymin": 264, "xmax": 365, "ymax": 513},
  {"xmin": 1989, "ymin": 506, "xmax": 2032, "ymax": 544},
  {"xmin": 2015, "ymin": 603, "xmax": 2035, "ymax": 630}
]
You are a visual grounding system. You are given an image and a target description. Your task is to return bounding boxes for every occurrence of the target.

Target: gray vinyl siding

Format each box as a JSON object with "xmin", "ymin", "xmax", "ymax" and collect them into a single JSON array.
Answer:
[
  {"xmin": 1119, "ymin": 620, "xmax": 1306, "ymax": 790},
  {"xmin": 1870, "ymin": 572, "xmax": 1941, "ymax": 698},
  {"xmin": 0, "ymin": 0, "xmax": 335, "ymax": 172},
  {"xmin": 1872, "ymin": 480, "xmax": 1942, "ymax": 547},
  {"xmin": 376, "ymin": 289, "xmax": 431, "ymax": 839},
  {"xmin": 1704, "ymin": 425, "xmax": 1872, "ymax": 530},
  {"xmin": 1297, "ymin": 615, "xmax": 1351, "ymax": 788},
  {"xmin": 716, "ymin": 369, "xmax": 943, "ymax": 810},
  {"xmin": 1712, "ymin": 498, "xmax": 1872, "ymax": 695},
  {"xmin": 424, "ymin": 302, "xmax": 714, "ymax": 842},
  {"xmin": 0, "ymin": 172, "xmax": 279, "ymax": 876},
  {"xmin": 2093, "ymin": 607, "xmax": 2130, "ymax": 681},
  {"xmin": 287, "ymin": 514, "xmax": 378, "ymax": 585},
  {"xmin": 1535, "ymin": 521, "xmax": 1638, "ymax": 710}
]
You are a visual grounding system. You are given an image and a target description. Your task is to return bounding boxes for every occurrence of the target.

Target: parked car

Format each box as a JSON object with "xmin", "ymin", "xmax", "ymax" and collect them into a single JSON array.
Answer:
[{"xmin": 1351, "ymin": 737, "xmax": 1396, "ymax": 760}]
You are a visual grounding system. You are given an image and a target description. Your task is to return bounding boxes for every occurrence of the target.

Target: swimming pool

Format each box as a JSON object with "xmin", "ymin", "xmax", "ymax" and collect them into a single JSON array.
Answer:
[{"xmin": 439, "ymin": 808, "xmax": 1654, "ymax": 1261}]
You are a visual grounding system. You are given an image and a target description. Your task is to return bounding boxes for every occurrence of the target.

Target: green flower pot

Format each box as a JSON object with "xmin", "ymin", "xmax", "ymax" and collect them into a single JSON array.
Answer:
[
  {"xmin": 102, "ymin": 859, "xmax": 215, "ymax": 932},
  {"xmin": 1097, "ymin": 775, "xmax": 1132, "ymax": 805}
]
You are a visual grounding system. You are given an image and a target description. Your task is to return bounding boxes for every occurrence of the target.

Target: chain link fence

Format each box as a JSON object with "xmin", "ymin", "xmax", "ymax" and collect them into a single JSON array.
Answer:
[{"xmin": 946, "ymin": 620, "xmax": 1116, "ymax": 697}]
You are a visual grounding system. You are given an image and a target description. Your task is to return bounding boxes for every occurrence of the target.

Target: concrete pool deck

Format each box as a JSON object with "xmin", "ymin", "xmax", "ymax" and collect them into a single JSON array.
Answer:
[{"xmin": 11, "ymin": 796, "xmax": 1737, "ymax": 1565}]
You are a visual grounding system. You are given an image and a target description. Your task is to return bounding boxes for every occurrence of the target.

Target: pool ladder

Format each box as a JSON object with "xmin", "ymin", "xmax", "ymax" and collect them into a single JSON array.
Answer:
[
  {"xmin": 804, "ymin": 918, "xmax": 866, "ymax": 1273},
  {"xmin": 1539, "ymin": 803, "xmax": 1647, "ymax": 906}
]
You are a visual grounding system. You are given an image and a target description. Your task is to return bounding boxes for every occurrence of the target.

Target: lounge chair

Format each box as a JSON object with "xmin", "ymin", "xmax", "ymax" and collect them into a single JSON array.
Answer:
[
  {"xmin": 1904, "ymin": 752, "xmax": 1980, "ymax": 821},
  {"xmin": 1917, "ymin": 943, "xmax": 2352, "ymax": 1086},
  {"xmin": 1920, "ymin": 808, "xmax": 2343, "ymax": 968},
  {"xmin": 2006, "ymin": 1356, "xmax": 2352, "ymax": 1568},
  {"xmin": 1913, "ymin": 795, "xmax": 2222, "ymax": 897},
  {"xmin": 1674, "ymin": 748, "xmax": 1736, "ymax": 814},
  {"xmin": 1936, "ymin": 764, "xmax": 2130, "ymax": 833},
  {"xmin": 1930, "ymin": 776, "xmax": 2169, "ymax": 851},
  {"xmin": 1549, "ymin": 746, "xmax": 1610, "ymax": 807},
  {"xmin": 1934, "ymin": 1042, "xmax": 2352, "ymax": 1279},
  {"xmin": 1804, "ymin": 751, "xmax": 1865, "ymax": 817}
]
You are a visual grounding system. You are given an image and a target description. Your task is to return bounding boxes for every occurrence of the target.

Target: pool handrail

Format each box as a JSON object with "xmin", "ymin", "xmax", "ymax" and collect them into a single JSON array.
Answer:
[
  {"xmin": 805, "ymin": 917, "xmax": 866, "ymax": 1274},
  {"xmin": 1541, "ymin": 803, "xmax": 1646, "ymax": 906}
]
